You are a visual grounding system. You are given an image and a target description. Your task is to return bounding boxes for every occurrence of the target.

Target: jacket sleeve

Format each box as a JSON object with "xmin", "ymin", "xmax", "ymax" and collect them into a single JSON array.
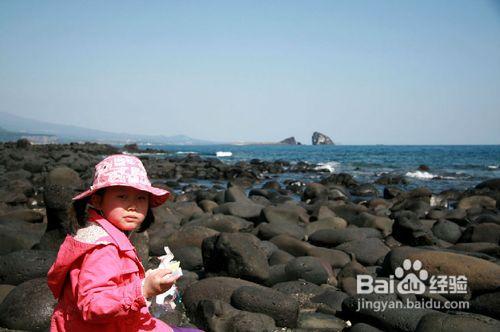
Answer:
[{"xmin": 76, "ymin": 244, "xmax": 147, "ymax": 322}]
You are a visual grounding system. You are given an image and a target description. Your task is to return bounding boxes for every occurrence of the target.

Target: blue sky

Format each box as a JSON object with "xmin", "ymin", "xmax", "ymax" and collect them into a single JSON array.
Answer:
[{"xmin": 1, "ymin": 0, "xmax": 499, "ymax": 144}]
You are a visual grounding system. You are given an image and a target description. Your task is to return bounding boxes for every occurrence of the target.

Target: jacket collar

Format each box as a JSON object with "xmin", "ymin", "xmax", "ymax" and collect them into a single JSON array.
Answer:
[{"xmin": 87, "ymin": 208, "xmax": 135, "ymax": 251}]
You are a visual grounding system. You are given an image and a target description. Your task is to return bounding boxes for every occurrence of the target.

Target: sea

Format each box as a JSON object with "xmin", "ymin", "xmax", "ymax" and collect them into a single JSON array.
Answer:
[{"xmin": 139, "ymin": 144, "xmax": 500, "ymax": 194}]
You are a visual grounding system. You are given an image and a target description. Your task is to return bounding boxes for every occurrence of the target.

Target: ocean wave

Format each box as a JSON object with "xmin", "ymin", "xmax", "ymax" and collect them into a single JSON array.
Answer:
[
  {"xmin": 314, "ymin": 161, "xmax": 340, "ymax": 173},
  {"xmin": 433, "ymin": 175, "xmax": 458, "ymax": 180},
  {"xmin": 488, "ymin": 165, "xmax": 498, "ymax": 170},
  {"xmin": 122, "ymin": 151, "xmax": 167, "ymax": 157},
  {"xmin": 405, "ymin": 170, "xmax": 437, "ymax": 180},
  {"xmin": 176, "ymin": 151, "xmax": 197, "ymax": 155},
  {"xmin": 216, "ymin": 151, "xmax": 232, "ymax": 157}
]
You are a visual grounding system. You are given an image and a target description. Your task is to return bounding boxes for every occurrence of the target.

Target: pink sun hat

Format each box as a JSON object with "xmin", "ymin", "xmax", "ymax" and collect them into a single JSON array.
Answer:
[{"xmin": 72, "ymin": 154, "xmax": 170, "ymax": 207}]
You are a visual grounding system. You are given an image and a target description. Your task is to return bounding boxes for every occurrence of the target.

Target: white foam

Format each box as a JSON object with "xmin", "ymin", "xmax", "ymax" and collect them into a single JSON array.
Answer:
[
  {"xmin": 216, "ymin": 151, "xmax": 232, "ymax": 157},
  {"xmin": 122, "ymin": 151, "xmax": 166, "ymax": 156},
  {"xmin": 488, "ymin": 165, "xmax": 498, "ymax": 169},
  {"xmin": 314, "ymin": 161, "xmax": 340, "ymax": 173},
  {"xmin": 176, "ymin": 151, "xmax": 197, "ymax": 155},
  {"xmin": 405, "ymin": 170, "xmax": 436, "ymax": 180}
]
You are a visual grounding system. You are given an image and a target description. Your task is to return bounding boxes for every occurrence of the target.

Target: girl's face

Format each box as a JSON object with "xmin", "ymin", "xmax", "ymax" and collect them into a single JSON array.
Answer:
[{"xmin": 91, "ymin": 186, "xmax": 149, "ymax": 231}]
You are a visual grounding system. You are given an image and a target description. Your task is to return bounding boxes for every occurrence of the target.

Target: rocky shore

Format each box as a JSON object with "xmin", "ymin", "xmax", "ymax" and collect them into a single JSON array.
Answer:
[{"xmin": 0, "ymin": 141, "xmax": 499, "ymax": 331}]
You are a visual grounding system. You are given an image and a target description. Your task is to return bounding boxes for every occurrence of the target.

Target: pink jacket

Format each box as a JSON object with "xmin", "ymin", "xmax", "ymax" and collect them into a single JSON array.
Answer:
[{"xmin": 47, "ymin": 209, "xmax": 173, "ymax": 332}]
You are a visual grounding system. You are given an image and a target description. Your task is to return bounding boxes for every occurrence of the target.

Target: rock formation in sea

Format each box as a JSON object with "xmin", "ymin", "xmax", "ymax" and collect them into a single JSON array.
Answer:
[
  {"xmin": 312, "ymin": 132, "xmax": 334, "ymax": 145},
  {"xmin": 279, "ymin": 137, "xmax": 301, "ymax": 145}
]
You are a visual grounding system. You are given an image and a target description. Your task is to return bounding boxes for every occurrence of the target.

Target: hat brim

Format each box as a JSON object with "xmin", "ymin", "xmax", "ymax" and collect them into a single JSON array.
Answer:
[{"xmin": 72, "ymin": 183, "xmax": 170, "ymax": 208}]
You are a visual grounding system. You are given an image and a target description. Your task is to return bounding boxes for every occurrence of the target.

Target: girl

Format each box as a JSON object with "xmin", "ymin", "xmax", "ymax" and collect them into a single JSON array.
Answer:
[{"xmin": 47, "ymin": 154, "xmax": 184, "ymax": 331}]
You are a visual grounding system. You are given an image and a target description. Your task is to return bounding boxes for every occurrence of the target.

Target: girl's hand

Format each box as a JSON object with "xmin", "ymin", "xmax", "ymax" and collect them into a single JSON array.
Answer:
[{"xmin": 142, "ymin": 268, "xmax": 180, "ymax": 299}]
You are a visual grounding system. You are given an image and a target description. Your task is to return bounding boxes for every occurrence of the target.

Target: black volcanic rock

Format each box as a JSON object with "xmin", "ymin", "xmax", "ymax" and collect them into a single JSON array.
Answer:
[
  {"xmin": 202, "ymin": 232, "xmax": 270, "ymax": 282},
  {"xmin": 231, "ymin": 285, "xmax": 299, "ymax": 327},
  {"xmin": 0, "ymin": 278, "xmax": 56, "ymax": 331},
  {"xmin": 312, "ymin": 132, "xmax": 334, "ymax": 145}
]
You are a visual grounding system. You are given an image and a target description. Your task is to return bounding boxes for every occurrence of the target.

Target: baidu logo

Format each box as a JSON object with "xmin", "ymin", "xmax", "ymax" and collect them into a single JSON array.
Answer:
[
  {"xmin": 357, "ymin": 259, "xmax": 467, "ymax": 295},
  {"xmin": 393, "ymin": 259, "xmax": 427, "ymax": 294}
]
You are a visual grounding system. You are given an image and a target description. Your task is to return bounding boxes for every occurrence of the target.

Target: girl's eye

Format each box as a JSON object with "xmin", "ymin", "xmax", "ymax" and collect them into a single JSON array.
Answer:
[
  {"xmin": 138, "ymin": 196, "xmax": 147, "ymax": 201},
  {"xmin": 117, "ymin": 195, "xmax": 127, "ymax": 199}
]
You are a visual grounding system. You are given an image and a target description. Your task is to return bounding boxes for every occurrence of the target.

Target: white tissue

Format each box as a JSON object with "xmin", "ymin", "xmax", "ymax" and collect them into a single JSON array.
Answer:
[{"xmin": 154, "ymin": 247, "xmax": 183, "ymax": 307}]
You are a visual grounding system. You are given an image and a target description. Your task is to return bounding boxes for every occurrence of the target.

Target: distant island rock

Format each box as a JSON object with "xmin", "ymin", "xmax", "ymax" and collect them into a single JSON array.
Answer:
[
  {"xmin": 279, "ymin": 137, "xmax": 302, "ymax": 145},
  {"xmin": 312, "ymin": 132, "xmax": 334, "ymax": 145}
]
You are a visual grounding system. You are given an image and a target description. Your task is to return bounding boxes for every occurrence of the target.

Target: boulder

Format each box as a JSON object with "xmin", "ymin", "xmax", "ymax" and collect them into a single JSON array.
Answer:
[
  {"xmin": 225, "ymin": 185, "xmax": 252, "ymax": 204},
  {"xmin": 165, "ymin": 226, "xmax": 219, "ymax": 250},
  {"xmin": 269, "ymin": 234, "xmax": 312, "ymax": 256},
  {"xmin": 195, "ymin": 299, "xmax": 276, "ymax": 332},
  {"xmin": 307, "ymin": 246, "xmax": 351, "ymax": 269},
  {"xmin": 336, "ymin": 238, "xmax": 390, "ymax": 266},
  {"xmin": 310, "ymin": 289, "xmax": 349, "ymax": 313},
  {"xmin": 202, "ymin": 232, "xmax": 269, "ymax": 282},
  {"xmin": 213, "ymin": 202, "xmax": 263, "ymax": 220},
  {"xmin": 392, "ymin": 211, "xmax": 438, "ymax": 246},
  {"xmin": 310, "ymin": 205, "xmax": 337, "ymax": 220},
  {"xmin": 449, "ymin": 242, "xmax": 500, "ymax": 256},
  {"xmin": 171, "ymin": 246, "xmax": 203, "ymax": 271},
  {"xmin": 458, "ymin": 195, "xmax": 496, "ymax": 211},
  {"xmin": 305, "ymin": 217, "xmax": 347, "ymax": 237},
  {"xmin": 416, "ymin": 312, "xmax": 500, "ymax": 332},
  {"xmin": 172, "ymin": 202, "xmax": 205, "ymax": 222},
  {"xmin": 0, "ymin": 189, "xmax": 27, "ymax": 205},
  {"xmin": 460, "ymin": 223, "xmax": 500, "ymax": 244},
  {"xmin": 264, "ymin": 264, "xmax": 289, "ymax": 286},
  {"xmin": 0, "ymin": 278, "xmax": 56, "ymax": 331},
  {"xmin": 0, "ymin": 209, "xmax": 44, "ymax": 224},
  {"xmin": 272, "ymin": 280, "xmax": 324, "ymax": 309},
  {"xmin": 284, "ymin": 256, "xmax": 334, "ymax": 285},
  {"xmin": 343, "ymin": 294, "xmax": 435, "ymax": 332},
  {"xmin": 349, "ymin": 323, "xmax": 384, "ymax": 332},
  {"xmin": 349, "ymin": 212, "xmax": 393, "ymax": 236},
  {"xmin": 0, "ymin": 285, "xmax": 15, "ymax": 308},
  {"xmin": 258, "ymin": 222, "xmax": 305, "ymax": 240},
  {"xmin": 261, "ymin": 204, "xmax": 309, "ymax": 225},
  {"xmin": 383, "ymin": 186, "xmax": 406, "ymax": 199},
  {"xmin": 5, "ymin": 179, "xmax": 34, "ymax": 198},
  {"xmin": 43, "ymin": 166, "xmax": 83, "ymax": 232},
  {"xmin": 231, "ymin": 285, "xmax": 299, "ymax": 327},
  {"xmin": 384, "ymin": 246, "xmax": 500, "ymax": 292},
  {"xmin": 351, "ymin": 184, "xmax": 379, "ymax": 197},
  {"xmin": 148, "ymin": 208, "xmax": 181, "ymax": 255},
  {"xmin": 188, "ymin": 214, "xmax": 253, "ymax": 233},
  {"xmin": 432, "ymin": 219, "xmax": 462, "ymax": 244},
  {"xmin": 309, "ymin": 227, "xmax": 368, "ymax": 247},
  {"xmin": 268, "ymin": 249, "xmax": 295, "ymax": 266},
  {"xmin": 376, "ymin": 175, "xmax": 409, "ymax": 186},
  {"xmin": 198, "ymin": 199, "xmax": 218, "ymax": 213},
  {"xmin": 129, "ymin": 231, "xmax": 149, "ymax": 268},
  {"xmin": 320, "ymin": 173, "xmax": 358, "ymax": 188},
  {"xmin": 270, "ymin": 235, "xmax": 350, "ymax": 268},
  {"xmin": 470, "ymin": 291, "xmax": 500, "ymax": 320},
  {"xmin": 182, "ymin": 277, "xmax": 258, "ymax": 315},
  {"xmin": 476, "ymin": 178, "xmax": 500, "ymax": 191},
  {"xmin": 0, "ymin": 218, "xmax": 46, "ymax": 255},
  {"xmin": 0, "ymin": 250, "xmax": 57, "ymax": 285},
  {"xmin": 296, "ymin": 312, "xmax": 348, "ymax": 331},
  {"xmin": 302, "ymin": 183, "xmax": 329, "ymax": 202}
]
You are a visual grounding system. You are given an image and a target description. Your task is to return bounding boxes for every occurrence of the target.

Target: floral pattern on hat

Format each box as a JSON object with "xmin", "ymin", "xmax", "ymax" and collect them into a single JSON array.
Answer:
[{"xmin": 73, "ymin": 154, "xmax": 169, "ymax": 207}]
